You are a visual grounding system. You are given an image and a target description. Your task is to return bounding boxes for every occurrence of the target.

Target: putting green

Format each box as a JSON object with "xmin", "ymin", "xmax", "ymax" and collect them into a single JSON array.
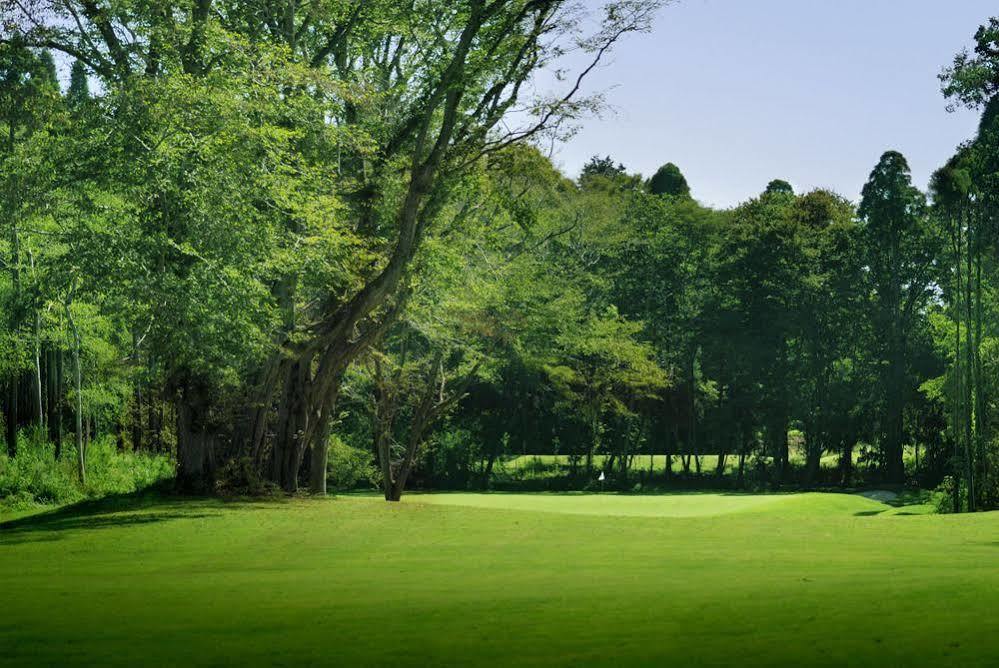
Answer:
[
  {"xmin": 1, "ymin": 492, "xmax": 996, "ymax": 666},
  {"xmin": 403, "ymin": 491, "xmax": 890, "ymax": 517}
]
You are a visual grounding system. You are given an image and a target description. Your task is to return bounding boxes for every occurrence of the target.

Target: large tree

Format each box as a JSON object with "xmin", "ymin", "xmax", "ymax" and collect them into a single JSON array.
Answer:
[
  {"xmin": 4, "ymin": 0, "xmax": 664, "ymax": 493},
  {"xmin": 647, "ymin": 162, "xmax": 690, "ymax": 198},
  {"xmin": 859, "ymin": 151, "xmax": 939, "ymax": 483},
  {"xmin": 0, "ymin": 40, "xmax": 60, "ymax": 456}
]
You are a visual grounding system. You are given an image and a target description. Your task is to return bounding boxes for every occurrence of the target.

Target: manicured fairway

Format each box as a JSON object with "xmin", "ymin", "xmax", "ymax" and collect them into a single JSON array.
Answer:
[{"xmin": 2, "ymin": 492, "xmax": 998, "ymax": 666}]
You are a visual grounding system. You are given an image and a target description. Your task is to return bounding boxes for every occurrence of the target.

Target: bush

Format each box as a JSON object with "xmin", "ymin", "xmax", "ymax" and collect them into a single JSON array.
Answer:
[
  {"xmin": 424, "ymin": 427, "xmax": 479, "ymax": 489},
  {"xmin": 327, "ymin": 435, "xmax": 377, "ymax": 491},
  {"xmin": 215, "ymin": 457, "xmax": 280, "ymax": 497},
  {"xmin": 83, "ymin": 436, "xmax": 175, "ymax": 496},
  {"xmin": 0, "ymin": 432, "xmax": 173, "ymax": 511},
  {"xmin": 932, "ymin": 476, "xmax": 962, "ymax": 514}
]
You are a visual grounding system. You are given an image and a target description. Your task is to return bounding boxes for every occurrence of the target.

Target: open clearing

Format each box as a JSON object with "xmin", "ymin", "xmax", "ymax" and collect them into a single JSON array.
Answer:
[{"xmin": 2, "ymin": 492, "xmax": 998, "ymax": 666}]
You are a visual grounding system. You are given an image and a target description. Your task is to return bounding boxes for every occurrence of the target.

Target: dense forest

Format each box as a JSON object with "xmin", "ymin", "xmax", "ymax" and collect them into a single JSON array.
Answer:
[{"xmin": 3, "ymin": 3, "xmax": 999, "ymax": 512}]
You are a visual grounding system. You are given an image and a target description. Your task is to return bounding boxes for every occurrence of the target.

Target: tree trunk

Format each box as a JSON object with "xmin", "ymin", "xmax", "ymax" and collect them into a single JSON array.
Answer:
[
  {"xmin": 309, "ymin": 440, "xmax": 328, "ymax": 496},
  {"xmin": 840, "ymin": 440, "xmax": 854, "ymax": 486},
  {"xmin": 774, "ymin": 416, "xmax": 789, "ymax": 483},
  {"xmin": 951, "ymin": 218, "xmax": 964, "ymax": 506},
  {"xmin": 132, "ymin": 333, "xmax": 143, "ymax": 451},
  {"xmin": 973, "ymin": 234, "xmax": 987, "ymax": 504},
  {"xmin": 6, "ymin": 184, "xmax": 21, "ymax": 457},
  {"xmin": 32, "ymin": 308, "xmax": 43, "ymax": 428},
  {"xmin": 271, "ymin": 359, "xmax": 312, "ymax": 493},
  {"xmin": 804, "ymin": 429, "xmax": 822, "ymax": 486},
  {"xmin": 52, "ymin": 349, "xmax": 63, "ymax": 458},
  {"xmin": 481, "ymin": 451, "xmax": 497, "ymax": 489},
  {"xmin": 964, "ymin": 223, "xmax": 976, "ymax": 509},
  {"xmin": 715, "ymin": 451, "xmax": 727, "ymax": 478},
  {"xmin": 67, "ymin": 306, "xmax": 85, "ymax": 486},
  {"xmin": 175, "ymin": 389, "xmax": 216, "ymax": 493},
  {"xmin": 4, "ymin": 381, "xmax": 15, "ymax": 458},
  {"xmin": 664, "ymin": 425, "xmax": 673, "ymax": 480}
]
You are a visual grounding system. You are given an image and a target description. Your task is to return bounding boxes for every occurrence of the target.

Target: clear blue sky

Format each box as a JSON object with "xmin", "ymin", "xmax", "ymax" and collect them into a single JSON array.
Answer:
[{"xmin": 553, "ymin": 0, "xmax": 995, "ymax": 208}]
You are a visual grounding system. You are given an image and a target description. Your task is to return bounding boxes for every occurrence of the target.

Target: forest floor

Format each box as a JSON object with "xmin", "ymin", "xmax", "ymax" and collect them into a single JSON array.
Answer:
[{"xmin": 1, "ymin": 490, "xmax": 998, "ymax": 666}]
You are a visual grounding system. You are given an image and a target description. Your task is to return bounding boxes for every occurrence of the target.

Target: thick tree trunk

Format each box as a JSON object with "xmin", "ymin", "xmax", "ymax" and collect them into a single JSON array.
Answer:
[
  {"xmin": 271, "ymin": 359, "xmax": 311, "ymax": 493},
  {"xmin": 175, "ymin": 393, "xmax": 216, "ymax": 493},
  {"xmin": 309, "ymin": 440, "xmax": 328, "ymax": 495}
]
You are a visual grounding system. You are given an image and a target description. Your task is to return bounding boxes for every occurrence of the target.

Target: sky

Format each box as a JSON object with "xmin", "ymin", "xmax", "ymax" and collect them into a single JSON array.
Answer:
[{"xmin": 550, "ymin": 0, "xmax": 995, "ymax": 209}]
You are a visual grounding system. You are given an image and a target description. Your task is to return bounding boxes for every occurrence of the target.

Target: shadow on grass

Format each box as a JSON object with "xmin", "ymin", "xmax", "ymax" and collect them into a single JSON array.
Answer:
[{"xmin": 0, "ymin": 484, "xmax": 302, "ymax": 545}]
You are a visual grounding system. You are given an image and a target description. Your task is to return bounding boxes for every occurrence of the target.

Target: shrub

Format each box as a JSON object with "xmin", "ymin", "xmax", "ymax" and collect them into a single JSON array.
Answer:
[
  {"xmin": 0, "ymin": 432, "xmax": 173, "ymax": 511},
  {"xmin": 215, "ymin": 457, "xmax": 280, "ymax": 497},
  {"xmin": 932, "ymin": 476, "xmax": 962, "ymax": 514},
  {"xmin": 327, "ymin": 435, "xmax": 377, "ymax": 491}
]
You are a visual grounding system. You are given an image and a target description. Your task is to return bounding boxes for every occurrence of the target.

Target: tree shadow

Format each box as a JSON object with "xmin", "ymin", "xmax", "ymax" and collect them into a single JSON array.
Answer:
[
  {"xmin": 0, "ymin": 487, "xmax": 227, "ymax": 545},
  {"xmin": 1, "ymin": 484, "xmax": 335, "ymax": 546},
  {"xmin": 854, "ymin": 509, "xmax": 887, "ymax": 516}
]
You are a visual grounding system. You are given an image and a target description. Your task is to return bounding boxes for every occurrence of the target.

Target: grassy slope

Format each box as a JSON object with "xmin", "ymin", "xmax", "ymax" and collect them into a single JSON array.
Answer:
[{"xmin": 1, "ymin": 492, "xmax": 998, "ymax": 667}]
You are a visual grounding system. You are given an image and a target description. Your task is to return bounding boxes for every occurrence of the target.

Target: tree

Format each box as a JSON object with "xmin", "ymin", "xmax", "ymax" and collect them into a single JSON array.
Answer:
[
  {"xmin": 940, "ymin": 17, "xmax": 999, "ymax": 111},
  {"xmin": 859, "ymin": 151, "xmax": 939, "ymax": 484},
  {"xmin": 543, "ymin": 305, "xmax": 667, "ymax": 476},
  {"xmin": 6, "ymin": 0, "xmax": 665, "ymax": 493},
  {"xmin": 647, "ymin": 162, "xmax": 690, "ymax": 198},
  {"xmin": 67, "ymin": 61, "xmax": 89, "ymax": 106},
  {"xmin": 1, "ymin": 41, "xmax": 60, "ymax": 455},
  {"xmin": 614, "ymin": 192, "xmax": 721, "ymax": 477},
  {"xmin": 581, "ymin": 155, "xmax": 627, "ymax": 180},
  {"xmin": 790, "ymin": 190, "xmax": 869, "ymax": 484},
  {"xmin": 706, "ymin": 188, "xmax": 805, "ymax": 483},
  {"xmin": 937, "ymin": 15, "xmax": 999, "ymax": 509},
  {"xmin": 764, "ymin": 179, "xmax": 794, "ymax": 196}
]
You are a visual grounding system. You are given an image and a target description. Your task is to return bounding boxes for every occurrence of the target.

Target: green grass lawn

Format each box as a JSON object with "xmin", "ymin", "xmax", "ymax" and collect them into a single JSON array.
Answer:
[{"xmin": 2, "ymin": 491, "xmax": 998, "ymax": 666}]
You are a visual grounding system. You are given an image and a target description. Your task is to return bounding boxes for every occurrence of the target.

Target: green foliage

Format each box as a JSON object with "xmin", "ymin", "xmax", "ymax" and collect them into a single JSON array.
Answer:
[
  {"xmin": 940, "ymin": 17, "xmax": 999, "ymax": 110},
  {"xmin": 0, "ymin": 434, "xmax": 172, "ymax": 510},
  {"xmin": 67, "ymin": 60, "xmax": 89, "ymax": 106},
  {"xmin": 326, "ymin": 435, "xmax": 378, "ymax": 491},
  {"xmin": 764, "ymin": 179, "xmax": 794, "ymax": 196},
  {"xmin": 0, "ymin": 436, "xmax": 78, "ymax": 507},
  {"xmin": 647, "ymin": 162, "xmax": 690, "ymax": 197}
]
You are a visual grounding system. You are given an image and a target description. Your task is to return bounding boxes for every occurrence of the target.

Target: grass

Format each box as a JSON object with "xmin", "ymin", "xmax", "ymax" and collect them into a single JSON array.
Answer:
[
  {"xmin": 1, "ymin": 490, "xmax": 997, "ymax": 666},
  {"xmin": 403, "ymin": 490, "xmax": 907, "ymax": 517}
]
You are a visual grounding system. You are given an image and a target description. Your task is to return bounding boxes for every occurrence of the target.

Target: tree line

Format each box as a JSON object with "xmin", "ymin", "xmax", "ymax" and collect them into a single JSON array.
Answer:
[{"xmin": 2, "ymin": 5, "xmax": 998, "ymax": 510}]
